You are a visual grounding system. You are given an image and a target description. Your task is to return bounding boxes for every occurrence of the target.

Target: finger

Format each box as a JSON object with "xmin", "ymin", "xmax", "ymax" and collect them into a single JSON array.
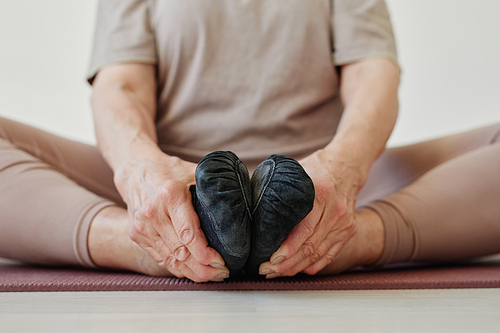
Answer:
[
  {"xmin": 162, "ymin": 238, "xmax": 230, "ymax": 281},
  {"xmin": 129, "ymin": 216, "xmax": 220, "ymax": 281},
  {"xmin": 129, "ymin": 215, "xmax": 172, "ymax": 262},
  {"xmin": 261, "ymin": 203, "xmax": 333, "ymax": 275},
  {"xmin": 168, "ymin": 193, "xmax": 226, "ymax": 268},
  {"xmin": 271, "ymin": 203, "xmax": 356, "ymax": 274},
  {"xmin": 179, "ymin": 255, "xmax": 230, "ymax": 282},
  {"xmin": 131, "ymin": 230, "xmax": 185, "ymax": 279},
  {"xmin": 152, "ymin": 210, "xmax": 230, "ymax": 281},
  {"xmin": 158, "ymin": 252, "xmax": 211, "ymax": 283},
  {"xmin": 268, "ymin": 204, "xmax": 324, "ymax": 265},
  {"xmin": 141, "ymin": 240, "xmax": 215, "ymax": 283},
  {"xmin": 266, "ymin": 212, "xmax": 334, "ymax": 274},
  {"xmin": 140, "ymin": 232, "xmax": 226, "ymax": 282},
  {"xmin": 140, "ymin": 244, "xmax": 183, "ymax": 279},
  {"xmin": 132, "ymin": 199, "xmax": 193, "ymax": 264},
  {"xmin": 135, "ymin": 189, "xmax": 224, "ymax": 269},
  {"xmin": 278, "ymin": 220, "xmax": 356, "ymax": 277},
  {"xmin": 302, "ymin": 242, "xmax": 346, "ymax": 275},
  {"xmin": 265, "ymin": 229, "xmax": 339, "ymax": 277},
  {"xmin": 130, "ymin": 225, "xmax": 185, "ymax": 277},
  {"xmin": 269, "ymin": 234, "xmax": 332, "ymax": 276},
  {"xmin": 295, "ymin": 241, "xmax": 345, "ymax": 276}
]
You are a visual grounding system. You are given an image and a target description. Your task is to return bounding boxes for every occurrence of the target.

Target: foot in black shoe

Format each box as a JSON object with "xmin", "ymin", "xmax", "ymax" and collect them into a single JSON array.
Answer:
[
  {"xmin": 245, "ymin": 154, "xmax": 315, "ymax": 275},
  {"xmin": 190, "ymin": 151, "xmax": 252, "ymax": 275}
]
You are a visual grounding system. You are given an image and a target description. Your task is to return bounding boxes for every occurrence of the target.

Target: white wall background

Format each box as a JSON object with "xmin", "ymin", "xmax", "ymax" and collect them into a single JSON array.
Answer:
[{"xmin": 0, "ymin": 0, "xmax": 499, "ymax": 147}]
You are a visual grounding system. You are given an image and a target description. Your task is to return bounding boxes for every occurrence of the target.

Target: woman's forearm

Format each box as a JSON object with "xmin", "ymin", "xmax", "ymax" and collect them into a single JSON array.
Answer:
[
  {"xmin": 322, "ymin": 58, "xmax": 400, "ymax": 186},
  {"xmin": 264, "ymin": 58, "xmax": 400, "ymax": 276},
  {"xmin": 89, "ymin": 63, "xmax": 226, "ymax": 281},
  {"xmin": 90, "ymin": 63, "xmax": 160, "ymax": 173}
]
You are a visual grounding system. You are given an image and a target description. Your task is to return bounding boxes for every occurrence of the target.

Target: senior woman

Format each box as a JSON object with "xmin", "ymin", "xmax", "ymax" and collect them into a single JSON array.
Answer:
[{"xmin": 0, "ymin": 0, "xmax": 499, "ymax": 283}]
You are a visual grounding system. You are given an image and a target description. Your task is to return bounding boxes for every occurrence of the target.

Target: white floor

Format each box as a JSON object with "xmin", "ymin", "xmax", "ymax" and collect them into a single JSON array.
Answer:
[{"xmin": 1, "ymin": 289, "xmax": 499, "ymax": 333}]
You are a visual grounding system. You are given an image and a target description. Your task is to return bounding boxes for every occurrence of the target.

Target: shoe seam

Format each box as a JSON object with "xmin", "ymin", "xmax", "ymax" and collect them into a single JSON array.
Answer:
[
  {"xmin": 251, "ymin": 159, "xmax": 275, "ymax": 215},
  {"xmin": 235, "ymin": 159, "xmax": 253, "ymax": 218}
]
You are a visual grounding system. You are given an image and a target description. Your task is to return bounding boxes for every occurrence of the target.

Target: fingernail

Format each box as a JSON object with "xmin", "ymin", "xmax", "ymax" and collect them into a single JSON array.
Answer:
[
  {"xmin": 210, "ymin": 263, "xmax": 226, "ymax": 269},
  {"xmin": 271, "ymin": 256, "xmax": 285, "ymax": 265},
  {"xmin": 214, "ymin": 272, "xmax": 229, "ymax": 280},
  {"xmin": 260, "ymin": 268, "xmax": 274, "ymax": 275},
  {"xmin": 266, "ymin": 273, "xmax": 282, "ymax": 279},
  {"xmin": 211, "ymin": 278, "xmax": 224, "ymax": 282}
]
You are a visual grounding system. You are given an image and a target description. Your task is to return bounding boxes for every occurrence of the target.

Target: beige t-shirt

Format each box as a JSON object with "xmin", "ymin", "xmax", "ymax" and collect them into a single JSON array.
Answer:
[{"xmin": 88, "ymin": 0, "xmax": 397, "ymax": 170}]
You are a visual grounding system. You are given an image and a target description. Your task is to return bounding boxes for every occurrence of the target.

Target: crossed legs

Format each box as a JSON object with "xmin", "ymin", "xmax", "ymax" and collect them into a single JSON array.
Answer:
[
  {"xmin": 1, "ymin": 115, "xmax": 499, "ymax": 276},
  {"xmin": 320, "ymin": 123, "xmax": 500, "ymax": 274},
  {"xmin": 0, "ymin": 116, "xmax": 169, "ymax": 275}
]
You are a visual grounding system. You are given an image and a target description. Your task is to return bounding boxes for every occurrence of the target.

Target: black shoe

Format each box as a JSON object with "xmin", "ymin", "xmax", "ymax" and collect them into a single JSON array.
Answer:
[
  {"xmin": 245, "ymin": 154, "xmax": 315, "ymax": 275},
  {"xmin": 190, "ymin": 151, "xmax": 252, "ymax": 275}
]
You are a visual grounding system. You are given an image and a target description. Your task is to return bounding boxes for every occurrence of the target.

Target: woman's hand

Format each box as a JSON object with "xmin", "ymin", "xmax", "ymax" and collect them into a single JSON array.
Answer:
[
  {"xmin": 91, "ymin": 63, "xmax": 228, "ymax": 282},
  {"xmin": 259, "ymin": 58, "xmax": 399, "ymax": 278},
  {"xmin": 259, "ymin": 149, "xmax": 363, "ymax": 277},
  {"xmin": 113, "ymin": 146, "xmax": 229, "ymax": 282}
]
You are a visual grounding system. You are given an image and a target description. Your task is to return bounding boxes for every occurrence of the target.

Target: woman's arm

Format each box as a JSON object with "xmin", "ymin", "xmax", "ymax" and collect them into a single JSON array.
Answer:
[
  {"xmin": 91, "ymin": 63, "xmax": 158, "ymax": 172},
  {"xmin": 91, "ymin": 63, "xmax": 228, "ymax": 282},
  {"xmin": 327, "ymin": 57, "xmax": 400, "ymax": 180},
  {"xmin": 259, "ymin": 57, "xmax": 400, "ymax": 277}
]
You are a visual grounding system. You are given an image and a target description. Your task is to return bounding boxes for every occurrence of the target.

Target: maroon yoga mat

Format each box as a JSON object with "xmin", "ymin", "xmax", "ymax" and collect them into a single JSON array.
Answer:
[{"xmin": 2, "ymin": 256, "xmax": 500, "ymax": 292}]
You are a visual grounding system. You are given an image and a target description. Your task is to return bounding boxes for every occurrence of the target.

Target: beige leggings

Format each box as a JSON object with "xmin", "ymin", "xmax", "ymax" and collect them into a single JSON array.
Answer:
[{"xmin": 0, "ymin": 116, "xmax": 499, "ymax": 269}]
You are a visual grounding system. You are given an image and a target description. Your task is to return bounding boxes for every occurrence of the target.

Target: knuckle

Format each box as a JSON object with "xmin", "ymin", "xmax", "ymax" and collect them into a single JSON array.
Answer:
[
  {"xmin": 300, "ymin": 223, "xmax": 315, "ymax": 239},
  {"xmin": 310, "ymin": 251, "xmax": 322, "ymax": 263},
  {"xmin": 178, "ymin": 226, "xmax": 195, "ymax": 245},
  {"xmin": 138, "ymin": 203, "xmax": 156, "ymax": 220},
  {"xmin": 165, "ymin": 254, "xmax": 181, "ymax": 271},
  {"xmin": 324, "ymin": 253, "xmax": 335, "ymax": 264},
  {"xmin": 162, "ymin": 188, "xmax": 176, "ymax": 203},
  {"xmin": 131, "ymin": 220, "xmax": 146, "ymax": 236},
  {"xmin": 279, "ymin": 240, "xmax": 300, "ymax": 258},
  {"xmin": 301, "ymin": 241, "xmax": 315, "ymax": 257},
  {"xmin": 147, "ymin": 250, "xmax": 163, "ymax": 263},
  {"xmin": 173, "ymin": 245, "xmax": 190, "ymax": 262},
  {"xmin": 162, "ymin": 182, "xmax": 181, "ymax": 203}
]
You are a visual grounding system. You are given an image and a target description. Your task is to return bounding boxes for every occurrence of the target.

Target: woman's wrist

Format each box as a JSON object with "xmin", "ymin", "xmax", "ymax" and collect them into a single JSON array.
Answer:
[
  {"xmin": 110, "ymin": 140, "xmax": 164, "ymax": 194},
  {"xmin": 111, "ymin": 140, "xmax": 197, "ymax": 202},
  {"xmin": 315, "ymin": 143, "xmax": 374, "ymax": 191}
]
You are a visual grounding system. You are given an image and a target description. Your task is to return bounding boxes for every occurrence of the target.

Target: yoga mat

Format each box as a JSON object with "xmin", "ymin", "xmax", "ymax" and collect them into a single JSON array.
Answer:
[{"xmin": 2, "ymin": 256, "xmax": 500, "ymax": 292}]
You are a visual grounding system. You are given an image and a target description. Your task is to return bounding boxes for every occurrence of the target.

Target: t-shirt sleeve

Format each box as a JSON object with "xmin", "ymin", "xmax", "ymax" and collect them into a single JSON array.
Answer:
[
  {"xmin": 332, "ymin": 0, "xmax": 397, "ymax": 66},
  {"xmin": 86, "ymin": 0, "xmax": 157, "ymax": 84}
]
